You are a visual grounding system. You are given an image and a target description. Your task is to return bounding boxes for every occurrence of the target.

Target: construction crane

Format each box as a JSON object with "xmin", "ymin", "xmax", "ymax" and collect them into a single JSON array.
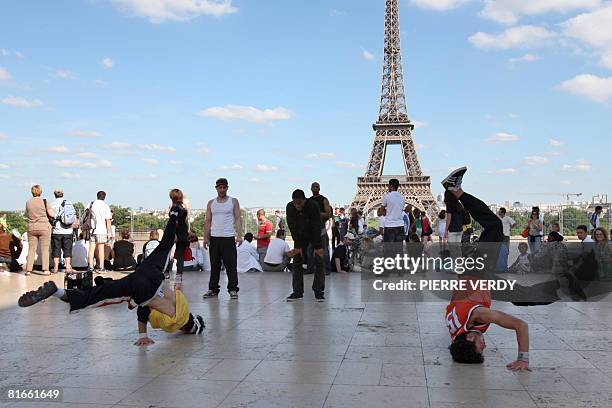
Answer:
[{"xmin": 563, "ymin": 192, "xmax": 582, "ymax": 203}]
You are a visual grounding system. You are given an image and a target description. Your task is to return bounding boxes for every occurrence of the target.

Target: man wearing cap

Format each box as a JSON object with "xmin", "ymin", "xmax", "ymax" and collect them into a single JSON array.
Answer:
[
  {"xmin": 285, "ymin": 189, "xmax": 325, "ymax": 301},
  {"xmin": 51, "ymin": 189, "xmax": 74, "ymax": 273},
  {"xmin": 202, "ymin": 178, "xmax": 243, "ymax": 300},
  {"xmin": 331, "ymin": 232, "xmax": 354, "ymax": 273}
]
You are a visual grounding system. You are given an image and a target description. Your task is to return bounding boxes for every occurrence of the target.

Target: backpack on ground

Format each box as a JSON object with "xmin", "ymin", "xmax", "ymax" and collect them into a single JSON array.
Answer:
[
  {"xmin": 81, "ymin": 201, "xmax": 95, "ymax": 239},
  {"xmin": 57, "ymin": 200, "xmax": 77, "ymax": 227}
]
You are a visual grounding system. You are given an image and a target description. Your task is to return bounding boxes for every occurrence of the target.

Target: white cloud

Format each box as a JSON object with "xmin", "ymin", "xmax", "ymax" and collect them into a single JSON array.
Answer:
[
  {"xmin": 480, "ymin": 0, "xmax": 600, "ymax": 25},
  {"xmin": 111, "ymin": 0, "xmax": 238, "ymax": 23},
  {"xmin": 0, "ymin": 66, "xmax": 12, "ymax": 81},
  {"xmin": 47, "ymin": 146, "xmax": 69, "ymax": 153},
  {"xmin": 62, "ymin": 172, "xmax": 81, "ymax": 179},
  {"xmin": 412, "ymin": 120, "xmax": 427, "ymax": 128},
  {"xmin": 329, "ymin": 9, "xmax": 346, "ymax": 17},
  {"xmin": 561, "ymin": 4, "xmax": 612, "ymax": 69},
  {"xmin": 0, "ymin": 49, "xmax": 8, "ymax": 56},
  {"xmin": 2, "ymin": 96, "xmax": 44, "ymax": 108},
  {"xmin": 469, "ymin": 26, "xmax": 555, "ymax": 49},
  {"xmin": 304, "ymin": 152, "xmax": 336, "ymax": 160},
  {"xmin": 169, "ymin": 160, "xmax": 182, "ymax": 165},
  {"xmin": 248, "ymin": 177, "xmax": 260, "ymax": 183},
  {"xmin": 196, "ymin": 144, "xmax": 210, "ymax": 154},
  {"xmin": 0, "ymin": 163, "xmax": 9, "ymax": 169},
  {"xmin": 52, "ymin": 159, "xmax": 112, "ymax": 169},
  {"xmin": 255, "ymin": 164, "xmax": 278, "ymax": 172},
  {"xmin": 0, "ymin": 174, "xmax": 8, "ymax": 179},
  {"xmin": 199, "ymin": 105, "xmax": 292, "ymax": 123},
  {"xmin": 142, "ymin": 158, "xmax": 159, "ymax": 165},
  {"xmin": 415, "ymin": 143, "xmax": 427, "ymax": 150},
  {"xmin": 562, "ymin": 159, "xmax": 592, "ymax": 172},
  {"xmin": 507, "ymin": 113, "xmax": 519, "ymax": 118},
  {"xmin": 139, "ymin": 143, "xmax": 176, "ymax": 153},
  {"xmin": 77, "ymin": 152, "xmax": 97, "ymax": 158},
  {"xmin": 53, "ymin": 69, "xmax": 78, "ymax": 80},
  {"xmin": 509, "ymin": 53, "xmax": 539, "ymax": 63},
  {"xmin": 549, "ymin": 138, "xmax": 564, "ymax": 147},
  {"xmin": 485, "ymin": 132, "xmax": 520, "ymax": 143},
  {"xmin": 490, "ymin": 168, "xmax": 517, "ymax": 174},
  {"xmin": 411, "ymin": 0, "xmax": 471, "ymax": 11},
  {"xmin": 336, "ymin": 161, "xmax": 365, "ymax": 169},
  {"xmin": 222, "ymin": 163, "xmax": 243, "ymax": 171},
  {"xmin": 102, "ymin": 57, "xmax": 114, "ymax": 68},
  {"xmin": 0, "ymin": 133, "xmax": 8, "ymax": 140},
  {"xmin": 558, "ymin": 74, "xmax": 612, "ymax": 102},
  {"xmin": 105, "ymin": 142, "xmax": 131, "ymax": 149},
  {"xmin": 524, "ymin": 156, "xmax": 549, "ymax": 165},
  {"xmin": 94, "ymin": 79, "xmax": 107, "ymax": 87},
  {"xmin": 14, "ymin": 51, "xmax": 24, "ymax": 58},
  {"xmin": 361, "ymin": 48, "xmax": 375, "ymax": 61},
  {"xmin": 545, "ymin": 151, "xmax": 562, "ymax": 157},
  {"xmin": 68, "ymin": 130, "xmax": 103, "ymax": 138}
]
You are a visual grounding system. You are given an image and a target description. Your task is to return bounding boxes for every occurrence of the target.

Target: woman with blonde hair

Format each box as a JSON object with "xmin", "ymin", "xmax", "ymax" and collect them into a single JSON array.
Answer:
[
  {"xmin": 594, "ymin": 228, "xmax": 612, "ymax": 280},
  {"xmin": 25, "ymin": 185, "xmax": 54, "ymax": 275}
]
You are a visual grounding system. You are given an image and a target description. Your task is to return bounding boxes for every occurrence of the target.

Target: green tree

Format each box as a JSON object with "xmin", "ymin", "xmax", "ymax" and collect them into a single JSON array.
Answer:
[
  {"xmin": 110, "ymin": 205, "xmax": 131, "ymax": 231},
  {"xmin": 1, "ymin": 211, "xmax": 27, "ymax": 234},
  {"xmin": 73, "ymin": 202, "xmax": 85, "ymax": 216},
  {"xmin": 191, "ymin": 213, "xmax": 205, "ymax": 237},
  {"xmin": 132, "ymin": 214, "xmax": 165, "ymax": 232}
]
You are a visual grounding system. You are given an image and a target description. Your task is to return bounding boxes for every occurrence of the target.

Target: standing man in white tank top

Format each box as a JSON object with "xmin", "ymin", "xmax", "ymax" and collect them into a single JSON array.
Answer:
[{"xmin": 202, "ymin": 178, "xmax": 243, "ymax": 299}]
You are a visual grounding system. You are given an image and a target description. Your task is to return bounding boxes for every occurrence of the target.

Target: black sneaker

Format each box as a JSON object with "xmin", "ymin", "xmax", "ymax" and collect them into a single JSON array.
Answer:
[
  {"xmin": 202, "ymin": 290, "xmax": 219, "ymax": 299},
  {"xmin": 441, "ymin": 166, "xmax": 467, "ymax": 192},
  {"xmin": 286, "ymin": 293, "xmax": 303, "ymax": 302},
  {"xmin": 315, "ymin": 293, "xmax": 325, "ymax": 302},
  {"xmin": 194, "ymin": 315, "xmax": 205, "ymax": 334},
  {"xmin": 18, "ymin": 281, "xmax": 58, "ymax": 307}
]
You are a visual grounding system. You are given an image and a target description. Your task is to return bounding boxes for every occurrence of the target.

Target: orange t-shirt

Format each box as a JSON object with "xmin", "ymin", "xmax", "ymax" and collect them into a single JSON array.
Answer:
[{"xmin": 445, "ymin": 276, "xmax": 492, "ymax": 341}]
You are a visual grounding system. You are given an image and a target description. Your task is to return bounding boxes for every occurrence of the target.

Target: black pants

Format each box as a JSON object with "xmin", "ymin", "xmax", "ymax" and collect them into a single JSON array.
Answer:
[
  {"xmin": 292, "ymin": 249, "xmax": 324, "ymax": 295},
  {"xmin": 332, "ymin": 227, "xmax": 340, "ymax": 250},
  {"xmin": 457, "ymin": 193, "xmax": 559, "ymax": 304},
  {"xmin": 66, "ymin": 214, "xmax": 179, "ymax": 312},
  {"xmin": 209, "ymin": 237, "xmax": 238, "ymax": 293}
]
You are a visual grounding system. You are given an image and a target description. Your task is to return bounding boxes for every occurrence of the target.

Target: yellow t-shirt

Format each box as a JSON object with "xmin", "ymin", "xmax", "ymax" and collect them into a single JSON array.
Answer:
[{"xmin": 149, "ymin": 290, "xmax": 190, "ymax": 333}]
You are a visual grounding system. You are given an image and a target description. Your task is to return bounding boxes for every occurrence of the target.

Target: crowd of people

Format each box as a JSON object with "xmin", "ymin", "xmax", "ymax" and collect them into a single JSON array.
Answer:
[{"xmin": 9, "ymin": 169, "xmax": 612, "ymax": 374}]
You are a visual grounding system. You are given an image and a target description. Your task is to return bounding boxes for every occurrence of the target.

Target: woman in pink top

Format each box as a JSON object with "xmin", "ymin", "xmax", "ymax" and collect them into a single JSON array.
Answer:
[{"xmin": 25, "ymin": 185, "xmax": 54, "ymax": 275}]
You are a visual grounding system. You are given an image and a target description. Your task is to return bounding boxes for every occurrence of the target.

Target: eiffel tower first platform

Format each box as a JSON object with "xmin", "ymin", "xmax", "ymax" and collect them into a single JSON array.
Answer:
[{"xmin": 351, "ymin": 0, "xmax": 437, "ymax": 216}]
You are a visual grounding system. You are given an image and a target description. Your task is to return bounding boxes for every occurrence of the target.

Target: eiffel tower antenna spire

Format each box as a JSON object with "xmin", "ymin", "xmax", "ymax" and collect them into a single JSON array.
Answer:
[
  {"xmin": 351, "ymin": 0, "xmax": 437, "ymax": 216},
  {"xmin": 378, "ymin": 0, "xmax": 408, "ymax": 123}
]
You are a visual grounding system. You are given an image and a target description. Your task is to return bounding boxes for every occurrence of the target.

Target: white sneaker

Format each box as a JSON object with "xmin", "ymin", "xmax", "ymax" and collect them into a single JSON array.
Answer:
[{"xmin": 229, "ymin": 290, "xmax": 238, "ymax": 299}]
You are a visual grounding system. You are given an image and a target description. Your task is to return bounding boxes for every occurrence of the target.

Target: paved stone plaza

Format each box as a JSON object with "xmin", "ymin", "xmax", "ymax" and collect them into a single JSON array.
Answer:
[{"xmin": 3, "ymin": 270, "xmax": 612, "ymax": 408}]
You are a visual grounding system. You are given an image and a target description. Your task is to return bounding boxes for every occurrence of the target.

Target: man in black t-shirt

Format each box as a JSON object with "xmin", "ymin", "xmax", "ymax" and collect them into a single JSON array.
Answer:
[{"xmin": 331, "ymin": 232, "xmax": 354, "ymax": 273}]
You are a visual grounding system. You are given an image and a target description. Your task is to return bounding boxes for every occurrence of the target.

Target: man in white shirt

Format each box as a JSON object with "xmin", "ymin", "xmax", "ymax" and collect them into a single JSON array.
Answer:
[
  {"xmin": 88, "ymin": 191, "xmax": 113, "ymax": 273},
  {"xmin": 589, "ymin": 206, "xmax": 602, "ymax": 234},
  {"xmin": 236, "ymin": 233, "xmax": 262, "ymax": 273},
  {"xmin": 380, "ymin": 178, "xmax": 406, "ymax": 263},
  {"xmin": 577, "ymin": 225, "xmax": 594, "ymax": 243},
  {"xmin": 263, "ymin": 229, "xmax": 291, "ymax": 272}
]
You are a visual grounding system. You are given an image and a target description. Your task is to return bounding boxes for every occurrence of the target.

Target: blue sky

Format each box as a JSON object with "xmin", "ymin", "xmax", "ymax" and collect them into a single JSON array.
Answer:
[{"xmin": 1, "ymin": 0, "xmax": 611, "ymax": 210}]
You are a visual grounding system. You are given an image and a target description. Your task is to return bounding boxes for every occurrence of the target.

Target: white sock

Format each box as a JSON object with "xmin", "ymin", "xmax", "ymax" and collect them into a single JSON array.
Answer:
[{"xmin": 53, "ymin": 288, "xmax": 65, "ymax": 298}]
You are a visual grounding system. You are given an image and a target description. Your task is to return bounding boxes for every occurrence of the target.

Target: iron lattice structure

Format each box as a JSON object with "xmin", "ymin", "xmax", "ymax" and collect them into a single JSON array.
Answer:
[{"xmin": 351, "ymin": 0, "xmax": 437, "ymax": 216}]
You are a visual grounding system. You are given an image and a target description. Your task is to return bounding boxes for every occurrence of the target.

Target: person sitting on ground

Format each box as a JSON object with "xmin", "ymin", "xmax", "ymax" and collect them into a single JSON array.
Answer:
[
  {"xmin": 550, "ymin": 222, "xmax": 564, "ymax": 241},
  {"xmin": 0, "ymin": 223, "xmax": 23, "ymax": 272},
  {"xmin": 182, "ymin": 232, "xmax": 205, "ymax": 272},
  {"xmin": 263, "ymin": 229, "xmax": 291, "ymax": 272},
  {"xmin": 508, "ymin": 242, "xmax": 530, "ymax": 275},
  {"xmin": 139, "ymin": 230, "xmax": 160, "ymax": 264},
  {"xmin": 71, "ymin": 233, "xmax": 89, "ymax": 271},
  {"xmin": 236, "ymin": 233, "xmax": 262, "ymax": 273},
  {"xmin": 593, "ymin": 228, "xmax": 612, "ymax": 280},
  {"xmin": 331, "ymin": 232, "xmax": 354, "ymax": 273},
  {"xmin": 112, "ymin": 230, "xmax": 137, "ymax": 271},
  {"xmin": 18, "ymin": 203, "xmax": 205, "ymax": 346},
  {"xmin": 529, "ymin": 231, "xmax": 568, "ymax": 277},
  {"xmin": 441, "ymin": 166, "xmax": 531, "ymax": 372}
]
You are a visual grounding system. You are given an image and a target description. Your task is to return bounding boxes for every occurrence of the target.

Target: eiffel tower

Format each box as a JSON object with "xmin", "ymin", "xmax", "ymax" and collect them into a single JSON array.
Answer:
[{"xmin": 351, "ymin": 0, "xmax": 437, "ymax": 216}]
